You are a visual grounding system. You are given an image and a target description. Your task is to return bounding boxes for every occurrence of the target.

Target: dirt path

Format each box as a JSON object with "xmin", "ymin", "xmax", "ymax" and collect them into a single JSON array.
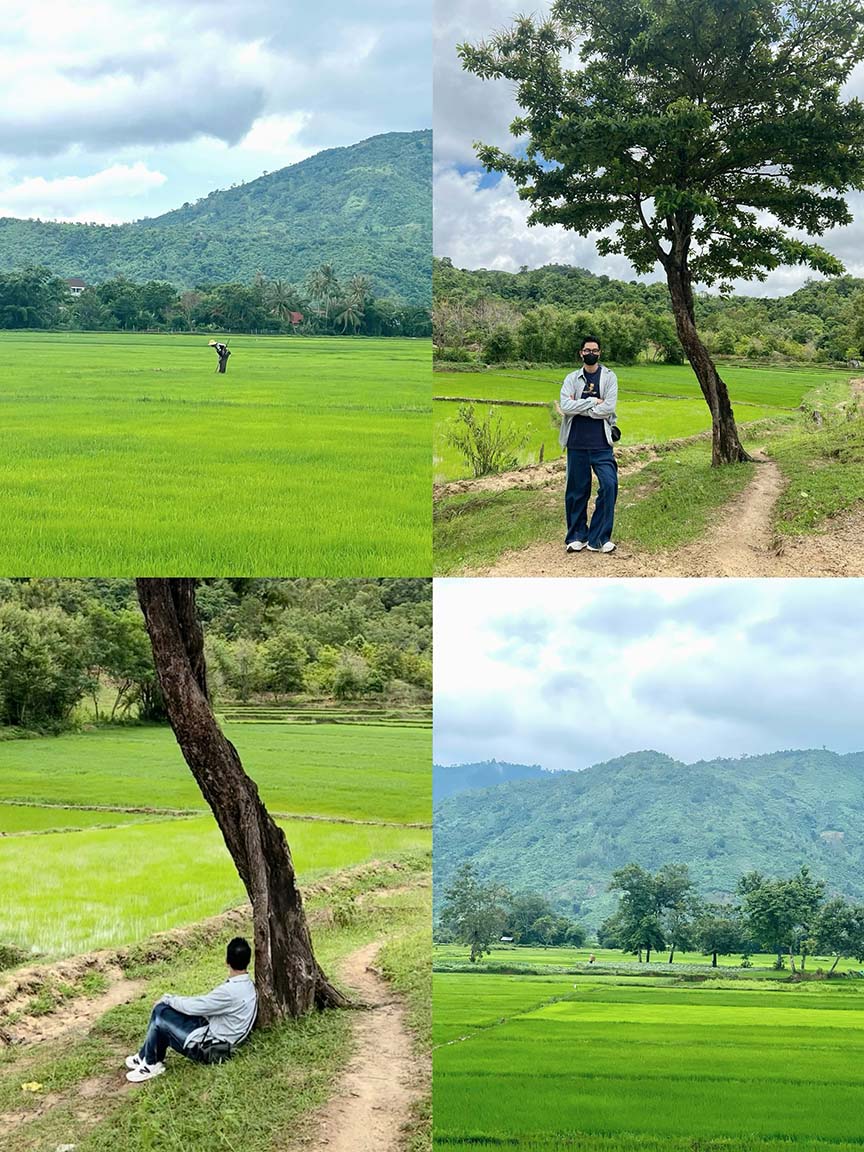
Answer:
[
  {"xmin": 299, "ymin": 941, "xmax": 426, "ymax": 1152},
  {"xmin": 480, "ymin": 455, "xmax": 864, "ymax": 578}
]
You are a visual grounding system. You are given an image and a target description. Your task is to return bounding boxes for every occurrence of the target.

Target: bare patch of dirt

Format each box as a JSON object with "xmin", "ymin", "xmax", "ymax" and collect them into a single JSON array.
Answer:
[
  {"xmin": 5, "ymin": 973, "xmax": 145, "ymax": 1046},
  {"xmin": 481, "ymin": 455, "xmax": 864, "ymax": 578},
  {"xmin": 293, "ymin": 941, "xmax": 427, "ymax": 1152}
]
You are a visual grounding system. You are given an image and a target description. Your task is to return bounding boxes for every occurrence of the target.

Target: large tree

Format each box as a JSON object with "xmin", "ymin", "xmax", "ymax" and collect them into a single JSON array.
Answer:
[
  {"xmin": 460, "ymin": 0, "xmax": 864, "ymax": 463},
  {"xmin": 438, "ymin": 861, "xmax": 509, "ymax": 962},
  {"xmin": 136, "ymin": 579, "xmax": 346, "ymax": 1023}
]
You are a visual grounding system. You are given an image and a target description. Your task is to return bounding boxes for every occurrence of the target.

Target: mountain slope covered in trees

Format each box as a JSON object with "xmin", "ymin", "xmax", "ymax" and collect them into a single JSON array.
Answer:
[
  {"xmin": 434, "ymin": 749, "xmax": 864, "ymax": 930},
  {"xmin": 433, "ymin": 760, "xmax": 550, "ymax": 802},
  {"xmin": 0, "ymin": 132, "xmax": 431, "ymax": 303}
]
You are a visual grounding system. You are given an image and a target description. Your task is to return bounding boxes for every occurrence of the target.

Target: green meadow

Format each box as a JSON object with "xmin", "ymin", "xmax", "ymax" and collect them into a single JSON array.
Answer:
[
  {"xmin": 433, "ymin": 362, "xmax": 849, "ymax": 482},
  {"xmin": 1, "ymin": 813, "xmax": 428, "ymax": 955},
  {"xmin": 0, "ymin": 331, "xmax": 431, "ymax": 575},
  {"xmin": 433, "ymin": 967, "xmax": 864, "ymax": 1151},
  {"xmin": 0, "ymin": 722, "xmax": 431, "ymax": 823},
  {"xmin": 0, "ymin": 722, "xmax": 431, "ymax": 958}
]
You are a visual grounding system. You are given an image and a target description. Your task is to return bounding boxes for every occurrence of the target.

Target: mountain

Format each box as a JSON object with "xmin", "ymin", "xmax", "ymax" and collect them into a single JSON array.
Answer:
[
  {"xmin": 433, "ymin": 759, "xmax": 551, "ymax": 803},
  {"xmin": 0, "ymin": 131, "xmax": 431, "ymax": 303},
  {"xmin": 434, "ymin": 749, "xmax": 864, "ymax": 930}
]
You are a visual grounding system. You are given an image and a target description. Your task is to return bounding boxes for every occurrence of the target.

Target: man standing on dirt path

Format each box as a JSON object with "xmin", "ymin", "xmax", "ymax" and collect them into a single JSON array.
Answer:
[
  {"xmin": 559, "ymin": 337, "xmax": 619, "ymax": 554},
  {"xmin": 125, "ymin": 936, "xmax": 257, "ymax": 1083},
  {"xmin": 208, "ymin": 339, "xmax": 231, "ymax": 373}
]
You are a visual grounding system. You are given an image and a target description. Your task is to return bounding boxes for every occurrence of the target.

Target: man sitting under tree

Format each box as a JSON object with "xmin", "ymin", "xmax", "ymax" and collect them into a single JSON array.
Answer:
[
  {"xmin": 126, "ymin": 936, "xmax": 257, "ymax": 1083},
  {"xmin": 208, "ymin": 339, "xmax": 231, "ymax": 373}
]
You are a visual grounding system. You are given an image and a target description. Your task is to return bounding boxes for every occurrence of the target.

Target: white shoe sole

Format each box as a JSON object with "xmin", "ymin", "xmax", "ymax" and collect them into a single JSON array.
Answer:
[
  {"xmin": 126, "ymin": 1063, "xmax": 166, "ymax": 1083},
  {"xmin": 566, "ymin": 543, "xmax": 588, "ymax": 552}
]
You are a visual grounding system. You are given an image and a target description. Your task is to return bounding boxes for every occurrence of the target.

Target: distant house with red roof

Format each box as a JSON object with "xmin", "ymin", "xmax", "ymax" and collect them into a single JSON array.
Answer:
[{"xmin": 66, "ymin": 278, "xmax": 87, "ymax": 297}]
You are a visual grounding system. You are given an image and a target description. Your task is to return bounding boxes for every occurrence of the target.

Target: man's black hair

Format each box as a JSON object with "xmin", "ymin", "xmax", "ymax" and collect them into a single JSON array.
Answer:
[
  {"xmin": 581, "ymin": 336, "xmax": 601, "ymax": 350},
  {"xmin": 227, "ymin": 937, "xmax": 252, "ymax": 970}
]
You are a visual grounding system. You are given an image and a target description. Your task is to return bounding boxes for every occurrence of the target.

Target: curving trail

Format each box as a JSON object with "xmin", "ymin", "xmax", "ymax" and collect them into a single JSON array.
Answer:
[
  {"xmin": 478, "ymin": 455, "xmax": 864, "ymax": 578},
  {"xmin": 299, "ymin": 940, "xmax": 426, "ymax": 1152}
]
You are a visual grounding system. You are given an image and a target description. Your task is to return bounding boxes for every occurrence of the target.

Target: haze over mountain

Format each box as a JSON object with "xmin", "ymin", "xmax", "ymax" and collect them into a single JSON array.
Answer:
[
  {"xmin": 433, "ymin": 760, "xmax": 551, "ymax": 803},
  {"xmin": 434, "ymin": 749, "xmax": 864, "ymax": 930},
  {"xmin": 0, "ymin": 131, "xmax": 431, "ymax": 303}
]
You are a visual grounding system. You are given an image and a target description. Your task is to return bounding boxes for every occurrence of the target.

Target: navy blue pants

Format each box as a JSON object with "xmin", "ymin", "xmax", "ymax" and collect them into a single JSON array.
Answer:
[
  {"xmin": 565, "ymin": 447, "xmax": 618, "ymax": 548},
  {"xmin": 140, "ymin": 1002, "xmax": 208, "ymax": 1066}
]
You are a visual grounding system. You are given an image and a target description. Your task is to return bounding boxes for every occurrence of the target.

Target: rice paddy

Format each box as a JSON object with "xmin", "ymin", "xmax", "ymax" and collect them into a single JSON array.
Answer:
[
  {"xmin": 0, "ymin": 721, "xmax": 431, "ymax": 958},
  {"xmin": 433, "ymin": 363, "xmax": 851, "ymax": 482},
  {"xmin": 433, "ymin": 962, "xmax": 864, "ymax": 1150},
  {"xmin": 0, "ymin": 331, "xmax": 431, "ymax": 575}
]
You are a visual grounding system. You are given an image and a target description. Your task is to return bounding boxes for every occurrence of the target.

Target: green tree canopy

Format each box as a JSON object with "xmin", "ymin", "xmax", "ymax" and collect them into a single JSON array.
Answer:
[{"xmin": 460, "ymin": 0, "xmax": 864, "ymax": 462}]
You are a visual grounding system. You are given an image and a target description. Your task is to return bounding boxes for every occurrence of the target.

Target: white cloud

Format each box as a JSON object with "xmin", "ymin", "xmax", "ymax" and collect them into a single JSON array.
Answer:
[
  {"xmin": 434, "ymin": 0, "xmax": 864, "ymax": 295},
  {"xmin": 434, "ymin": 578, "xmax": 864, "ymax": 771},
  {"xmin": 0, "ymin": 162, "xmax": 167, "ymax": 221},
  {"xmin": 0, "ymin": 0, "xmax": 430, "ymax": 222}
]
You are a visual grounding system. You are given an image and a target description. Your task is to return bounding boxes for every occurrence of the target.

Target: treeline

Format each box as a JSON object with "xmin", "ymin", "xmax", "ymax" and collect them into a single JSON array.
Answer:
[
  {"xmin": 434, "ymin": 258, "xmax": 864, "ymax": 365},
  {"xmin": 438, "ymin": 859, "xmax": 864, "ymax": 973},
  {"xmin": 0, "ymin": 264, "xmax": 431, "ymax": 337},
  {"xmin": 601, "ymin": 863, "xmax": 864, "ymax": 971},
  {"xmin": 436, "ymin": 862, "xmax": 586, "ymax": 962},
  {"xmin": 0, "ymin": 579, "xmax": 431, "ymax": 735}
]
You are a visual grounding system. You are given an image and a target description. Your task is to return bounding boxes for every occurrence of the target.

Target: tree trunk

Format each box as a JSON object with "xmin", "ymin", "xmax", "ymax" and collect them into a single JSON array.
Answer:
[
  {"xmin": 668, "ymin": 946, "xmax": 675, "ymax": 963},
  {"xmin": 646, "ymin": 947, "xmax": 651, "ymax": 963},
  {"xmin": 665, "ymin": 264, "xmax": 751, "ymax": 466},
  {"xmin": 136, "ymin": 579, "xmax": 346, "ymax": 1024},
  {"xmin": 712, "ymin": 952, "xmax": 718, "ymax": 968},
  {"xmin": 830, "ymin": 955, "xmax": 840, "ymax": 974}
]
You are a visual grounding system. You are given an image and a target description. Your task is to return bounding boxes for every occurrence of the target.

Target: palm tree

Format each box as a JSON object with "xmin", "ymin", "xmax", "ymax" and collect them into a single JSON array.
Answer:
[
  {"xmin": 306, "ymin": 264, "xmax": 340, "ymax": 322},
  {"xmin": 334, "ymin": 299, "xmax": 362, "ymax": 334}
]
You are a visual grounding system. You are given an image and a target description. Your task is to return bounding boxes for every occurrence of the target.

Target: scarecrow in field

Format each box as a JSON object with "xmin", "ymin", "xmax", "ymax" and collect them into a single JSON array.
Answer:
[
  {"xmin": 125, "ymin": 937, "xmax": 257, "ymax": 1083},
  {"xmin": 208, "ymin": 339, "xmax": 231, "ymax": 373}
]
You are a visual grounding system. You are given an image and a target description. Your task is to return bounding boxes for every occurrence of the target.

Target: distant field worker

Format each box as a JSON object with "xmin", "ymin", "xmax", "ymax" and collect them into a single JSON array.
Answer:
[
  {"xmin": 208, "ymin": 340, "xmax": 231, "ymax": 373},
  {"xmin": 559, "ymin": 336, "xmax": 620, "ymax": 554}
]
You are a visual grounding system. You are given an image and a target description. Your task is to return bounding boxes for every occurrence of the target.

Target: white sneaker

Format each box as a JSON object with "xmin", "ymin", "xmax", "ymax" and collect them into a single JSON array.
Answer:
[
  {"xmin": 126, "ymin": 1060, "xmax": 166, "ymax": 1083},
  {"xmin": 587, "ymin": 541, "xmax": 616, "ymax": 553},
  {"xmin": 125, "ymin": 1053, "xmax": 144, "ymax": 1070},
  {"xmin": 566, "ymin": 540, "xmax": 588, "ymax": 552}
]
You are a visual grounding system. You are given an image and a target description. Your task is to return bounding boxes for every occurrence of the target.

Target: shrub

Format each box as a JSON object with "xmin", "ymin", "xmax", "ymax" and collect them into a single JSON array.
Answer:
[{"xmin": 445, "ymin": 404, "xmax": 529, "ymax": 478}]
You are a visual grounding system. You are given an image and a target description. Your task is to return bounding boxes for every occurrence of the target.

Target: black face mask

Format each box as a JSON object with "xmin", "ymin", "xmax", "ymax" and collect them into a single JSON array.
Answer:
[{"xmin": 582, "ymin": 353, "xmax": 600, "ymax": 366}]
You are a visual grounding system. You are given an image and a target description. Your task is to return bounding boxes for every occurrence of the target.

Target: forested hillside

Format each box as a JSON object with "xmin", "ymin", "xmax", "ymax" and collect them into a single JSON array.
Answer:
[
  {"xmin": 434, "ymin": 749, "xmax": 864, "ymax": 928},
  {"xmin": 0, "ymin": 132, "xmax": 432, "ymax": 303}
]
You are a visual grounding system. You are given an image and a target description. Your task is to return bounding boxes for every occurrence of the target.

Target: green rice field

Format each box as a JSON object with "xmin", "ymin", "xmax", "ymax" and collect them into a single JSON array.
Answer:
[
  {"xmin": 1, "ymin": 813, "xmax": 427, "ymax": 955},
  {"xmin": 0, "ymin": 331, "xmax": 431, "ymax": 575},
  {"xmin": 433, "ymin": 968, "xmax": 864, "ymax": 1150},
  {"xmin": 433, "ymin": 363, "xmax": 851, "ymax": 481},
  {"xmin": 0, "ymin": 722, "xmax": 431, "ymax": 958},
  {"xmin": 0, "ymin": 722, "xmax": 431, "ymax": 824}
]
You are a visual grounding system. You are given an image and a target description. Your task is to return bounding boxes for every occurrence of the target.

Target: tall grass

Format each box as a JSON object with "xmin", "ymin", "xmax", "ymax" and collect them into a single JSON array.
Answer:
[
  {"xmin": 0, "ymin": 332, "xmax": 431, "ymax": 575},
  {"xmin": 434, "ymin": 971, "xmax": 864, "ymax": 1148}
]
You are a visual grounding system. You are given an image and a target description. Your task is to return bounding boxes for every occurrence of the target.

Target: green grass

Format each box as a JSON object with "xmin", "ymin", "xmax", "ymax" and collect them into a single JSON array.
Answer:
[
  {"xmin": 1, "ymin": 873, "xmax": 430, "ymax": 1152},
  {"xmin": 435, "ymin": 362, "xmax": 847, "ymax": 405},
  {"xmin": 0, "ymin": 331, "xmax": 431, "ymax": 575},
  {"xmin": 432, "ymin": 943, "xmax": 864, "ymax": 975},
  {"xmin": 433, "ymin": 363, "xmax": 852, "ymax": 483},
  {"xmin": 433, "ymin": 441, "xmax": 757, "ymax": 573},
  {"xmin": 771, "ymin": 415, "xmax": 864, "ymax": 535},
  {"xmin": 0, "ymin": 804, "xmax": 167, "ymax": 833},
  {"xmin": 0, "ymin": 814, "xmax": 429, "ymax": 956},
  {"xmin": 433, "ymin": 970, "xmax": 864, "ymax": 1149},
  {"xmin": 434, "ymin": 396, "xmax": 781, "ymax": 482},
  {"xmin": 0, "ymin": 722, "xmax": 431, "ymax": 824}
]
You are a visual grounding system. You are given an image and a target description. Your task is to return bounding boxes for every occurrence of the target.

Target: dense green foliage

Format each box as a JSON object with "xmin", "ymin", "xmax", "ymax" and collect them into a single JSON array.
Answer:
[
  {"xmin": 0, "ymin": 265, "xmax": 431, "ymax": 337},
  {"xmin": 434, "ymin": 258, "xmax": 864, "ymax": 365},
  {"xmin": 434, "ymin": 749, "xmax": 864, "ymax": 928},
  {"xmin": 0, "ymin": 578, "xmax": 431, "ymax": 733},
  {"xmin": 433, "ymin": 759, "xmax": 547, "ymax": 802},
  {"xmin": 0, "ymin": 333, "xmax": 431, "ymax": 575},
  {"xmin": 434, "ymin": 970, "xmax": 864, "ymax": 1149},
  {"xmin": 0, "ymin": 132, "xmax": 432, "ymax": 304}
]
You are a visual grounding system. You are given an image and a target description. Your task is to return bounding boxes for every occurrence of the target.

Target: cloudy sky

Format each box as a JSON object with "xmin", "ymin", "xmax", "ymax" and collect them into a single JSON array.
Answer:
[
  {"xmin": 435, "ymin": 578, "xmax": 864, "ymax": 773},
  {"xmin": 434, "ymin": 0, "xmax": 864, "ymax": 296},
  {"xmin": 0, "ymin": 0, "xmax": 430, "ymax": 223}
]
